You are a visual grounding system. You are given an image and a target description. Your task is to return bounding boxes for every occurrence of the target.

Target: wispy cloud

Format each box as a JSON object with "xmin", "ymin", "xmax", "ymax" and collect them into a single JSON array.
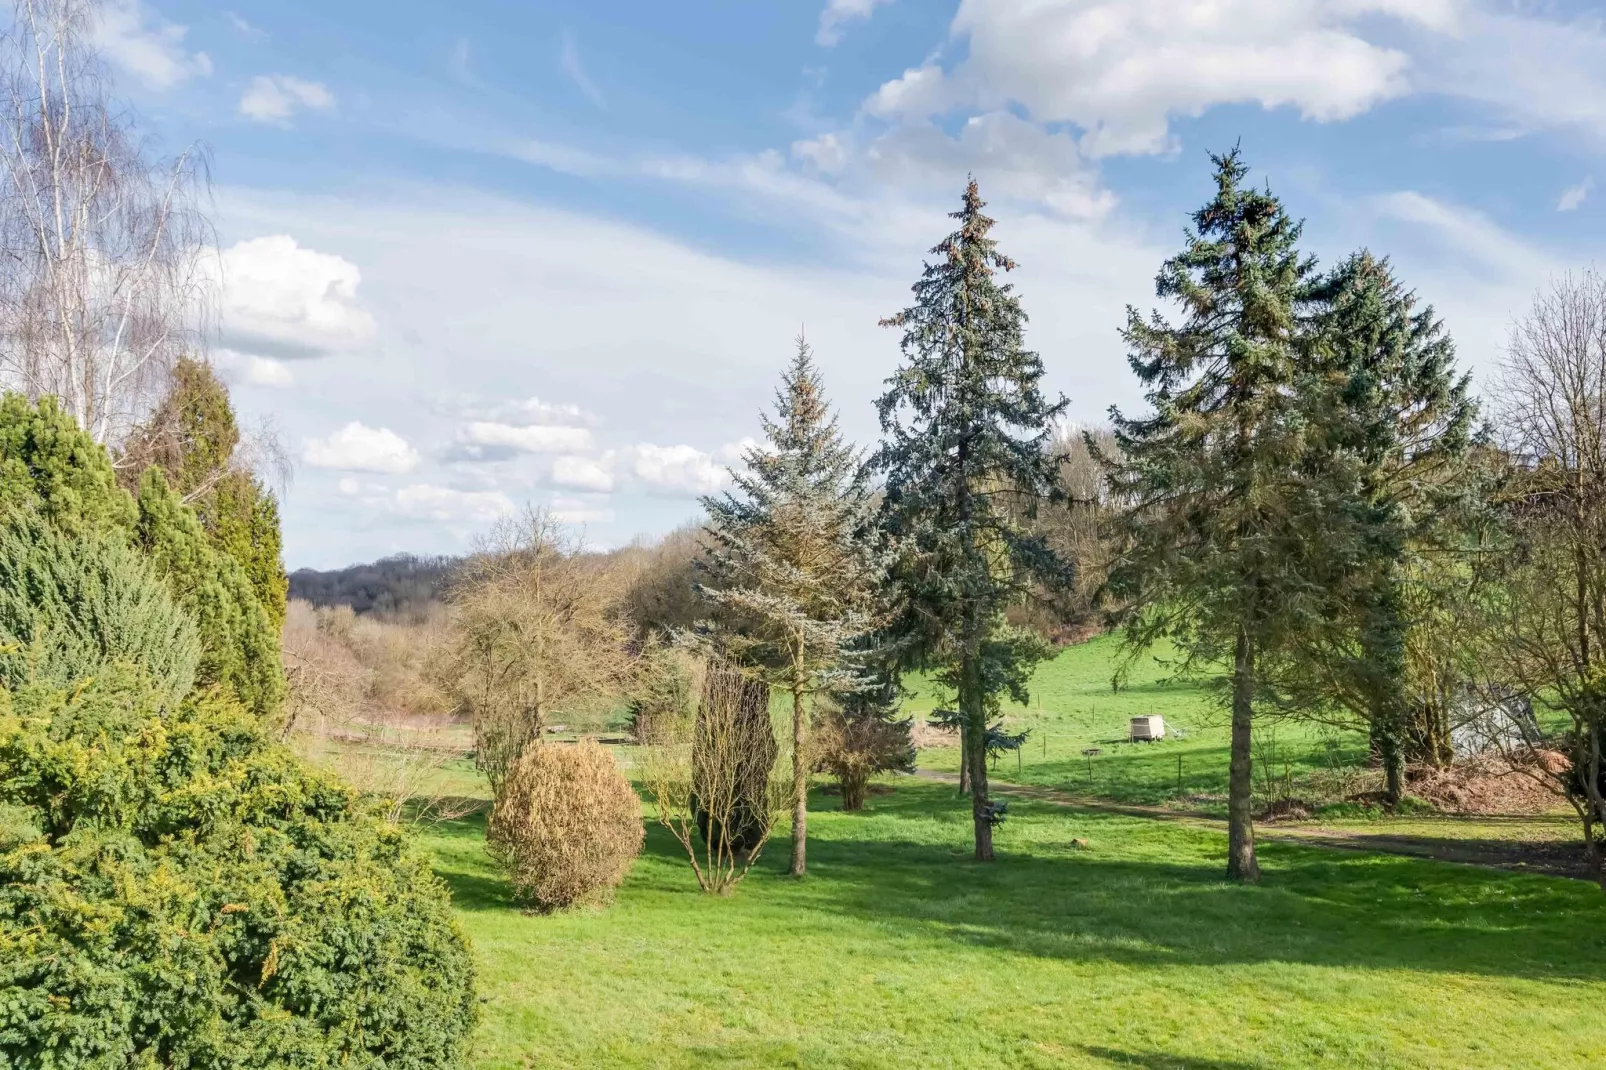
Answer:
[
  {"xmin": 1558, "ymin": 179, "xmax": 1593, "ymax": 213},
  {"xmin": 816, "ymin": 0, "xmax": 894, "ymax": 47},
  {"xmin": 227, "ymin": 11, "xmax": 267, "ymax": 40},
  {"xmin": 559, "ymin": 30, "xmax": 606, "ymax": 110},
  {"xmin": 91, "ymin": 0, "xmax": 211, "ymax": 89},
  {"xmin": 239, "ymin": 75, "xmax": 336, "ymax": 126}
]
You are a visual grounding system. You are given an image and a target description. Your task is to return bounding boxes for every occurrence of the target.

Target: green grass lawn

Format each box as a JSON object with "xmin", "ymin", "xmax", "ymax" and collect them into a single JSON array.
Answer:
[
  {"xmin": 908, "ymin": 634, "xmax": 1370, "ymax": 809},
  {"xmin": 421, "ymin": 779, "xmax": 1606, "ymax": 1070}
]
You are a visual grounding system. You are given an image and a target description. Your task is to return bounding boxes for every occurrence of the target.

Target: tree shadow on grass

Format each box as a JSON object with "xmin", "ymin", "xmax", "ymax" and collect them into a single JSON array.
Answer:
[
  {"xmin": 423, "ymin": 780, "xmax": 1606, "ymax": 984},
  {"xmin": 1079, "ymin": 1045, "xmax": 1265, "ymax": 1069},
  {"xmin": 763, "ymin": 788, "xmax": 1606, "ymax": 984}
]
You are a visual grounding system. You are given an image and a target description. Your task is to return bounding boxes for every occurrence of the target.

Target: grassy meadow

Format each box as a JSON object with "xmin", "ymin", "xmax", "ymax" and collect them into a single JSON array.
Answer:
[
  {"xmin": 907, "ymin": 634, "xmax": 1368, "ymax": 809},
  {"xmin": 397, "ymin": 638, "xmax": 1606, "ymax": 1069},
  {"xmin": 424, "ymin": 782, "xmax": 1606, "ymax": 1069}
]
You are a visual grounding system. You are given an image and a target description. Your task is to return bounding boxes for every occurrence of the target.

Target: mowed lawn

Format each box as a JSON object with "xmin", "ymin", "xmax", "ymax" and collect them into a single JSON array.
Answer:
[
  {"xmin": 910, "ymin": 635, "xmax": 1373, "ymax": 807},
  {"xmin": 420, "ymin": 780, "xmax": 1606, "ymax": 1070}
]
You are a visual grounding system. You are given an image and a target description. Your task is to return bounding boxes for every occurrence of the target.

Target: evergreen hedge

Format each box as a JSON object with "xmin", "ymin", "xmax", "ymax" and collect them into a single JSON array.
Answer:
[
  {"xmin": 0, "ymin": 511, "xmax": 200, "ymax": 705},
  {"xmin": 0, "ymin": 671, "xmax": 478, "ymax": 1068},
  {"xmin": 0, "ymin": 394, "xmax": 284, "ymax": 723}
]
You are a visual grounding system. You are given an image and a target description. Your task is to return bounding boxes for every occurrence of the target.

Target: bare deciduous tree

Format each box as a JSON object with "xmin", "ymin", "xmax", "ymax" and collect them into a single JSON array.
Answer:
[
  {"xmin": 440, "ymin": 508, "xmax": 635, "ymax": 794},
  {"xmin": 0, "ymin": 0, "xmax": 212, "ymax": 446},
  {"xmin": 1488, "ymin": 270, "xmax": 1606, "ymax": 881}
]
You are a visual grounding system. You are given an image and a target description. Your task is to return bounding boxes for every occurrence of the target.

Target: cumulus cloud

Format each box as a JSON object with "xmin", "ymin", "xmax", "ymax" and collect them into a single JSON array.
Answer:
[
  {"xmin": 867, "ymin": 0, "xmax": 1423, "ymax": 157},
  {"xmin": 816, "ymin": 0, "xmax": 894, "ymax": 46},
  {"xmin": 390, "ymin": 484, "xmax": 515, "ymax": 523},
  {"xmin": 239, "ymin": 75, "xmax": 336, "ymax": 125},
  {"xmin": 213, "ymin": 349, "xmax": 295, "ymax": 388},
  {"xmin": 623, "ymin": 440, "xmax": 751, "ymax": 497},
  {"xmin": 91, "ymin": 0, "xmax": 211, "ymax": 89},
  {"xmin": 550, "ymin": 454, "xmax": 615, "ymax": 493},
  {"xmin": 213, "ymin": 236, "xmax": 377, "ymax": 361},
  {"xmin": 303, "ymin": 422, "xmax": 420, "ymax": 473},
  {"xmin": 449, "ymin": 421, "xmax": 594, "ymax": 462}
]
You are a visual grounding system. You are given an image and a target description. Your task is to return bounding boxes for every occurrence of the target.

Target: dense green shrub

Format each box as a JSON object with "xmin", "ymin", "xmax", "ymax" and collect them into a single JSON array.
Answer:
[
  {"xmin": 0, "ymin": 394, "xmax": 136, "ymax": 538},
  {"xmin": 0, "ymin": 672, "xmax": 478, "ymax": 1068},
  {"xmin": 0, "ymin": 393, "xmax": 286, "ymax": 722},
  {"xmin": 0, "ymin": 511, "xmax": 200, "ymax": 704}
]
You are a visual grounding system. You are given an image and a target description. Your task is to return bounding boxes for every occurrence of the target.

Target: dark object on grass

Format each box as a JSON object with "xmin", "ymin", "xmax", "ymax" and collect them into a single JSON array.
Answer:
[{"xmin": 693, "ymin": 659, "xmax": 776, "ymax": 856}]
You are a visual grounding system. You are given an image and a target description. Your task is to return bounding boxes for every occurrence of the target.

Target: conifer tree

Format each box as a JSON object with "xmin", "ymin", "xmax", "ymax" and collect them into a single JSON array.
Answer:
[
  {"xmin": 1290, "ymin": 252, "xmax": 1480, "ymax": 803},
  {"xmin": 873, "ymin": 180, "xmax": 1070, "ymax": 863},
  {"xmin": 121, "ymin": 358, "xmax": 289, "ymax": 627},
  {"xmin": 1101, "ymin": 150, "xmax": 1318, "ymax": 882},
  {"xmin": 700, "ymin": 337, "xmax": 885, "ymax": 876}
]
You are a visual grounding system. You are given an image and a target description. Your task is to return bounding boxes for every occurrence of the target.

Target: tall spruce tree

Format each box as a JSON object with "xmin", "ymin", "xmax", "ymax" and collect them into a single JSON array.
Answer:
[
  {"xmin": 700, "ymin": 337, "xmax": 885, "ymax": 877},
  {"xmin": 1101, "ymin": 150, "xmax": 1318, "ymax": 882},
  {"xmin": 874, "ymin": 180, "xmax": 1070, "ymax": 863},
  {"xmin": 1288, "ymin": 252, "xmax": 1480, "ymax": 803}
]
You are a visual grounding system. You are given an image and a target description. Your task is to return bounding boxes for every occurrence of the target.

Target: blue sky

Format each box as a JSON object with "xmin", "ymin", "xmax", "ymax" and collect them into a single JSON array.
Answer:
[{"xmin": 96, "ymin": 0, "xmax": 1606, "ymax": 567}]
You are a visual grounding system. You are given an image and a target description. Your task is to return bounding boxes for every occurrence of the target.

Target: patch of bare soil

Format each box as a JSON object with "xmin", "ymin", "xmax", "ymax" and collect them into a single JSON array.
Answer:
[{"xmin": 1407, "ymin": 752, "xmax": 1568, "ymax": 815}]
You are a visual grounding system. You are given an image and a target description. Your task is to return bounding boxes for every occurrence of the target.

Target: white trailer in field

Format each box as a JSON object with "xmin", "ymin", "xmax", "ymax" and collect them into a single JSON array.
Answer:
[{"xmin": 1129, "ymin": 715, "xmax": 1166, "ymax": 742}]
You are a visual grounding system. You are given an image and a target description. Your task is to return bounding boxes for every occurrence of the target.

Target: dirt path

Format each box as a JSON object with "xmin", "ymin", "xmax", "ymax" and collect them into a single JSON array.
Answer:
[{"xmin": 913, "ymin": 769, "xmax": 1598, "ymax": 881}]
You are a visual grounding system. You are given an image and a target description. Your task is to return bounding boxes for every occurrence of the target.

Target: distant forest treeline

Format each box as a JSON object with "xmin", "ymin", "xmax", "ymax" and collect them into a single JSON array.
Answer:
[{"xmin": 288, "ymin": 554, "xmax": 458, "ymax": 617}]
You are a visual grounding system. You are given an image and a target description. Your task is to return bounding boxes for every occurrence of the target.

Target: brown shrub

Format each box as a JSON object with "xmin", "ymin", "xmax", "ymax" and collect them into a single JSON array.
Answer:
[
  {"xmin": 814, "ymin": 705, "xmax": 915, "ymax": 811},
  {"xmin": 487, "ymin": 739, "xmax": 644, "ymax": 911}
]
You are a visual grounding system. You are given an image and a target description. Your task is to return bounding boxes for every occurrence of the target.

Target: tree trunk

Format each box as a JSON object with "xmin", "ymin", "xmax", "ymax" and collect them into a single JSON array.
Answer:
[
  {"xmin": 840, "ymin": 772, "xmax": 866, "ymax": 812},
  {"xmin": 1368, "ymin": 570, "xmax": 1409, "ymax": 806},
  {"xmin": 963, "ymin": 656, "xmax": 994, "ymax": 862},
  {"xmin": 1226, "ymin": 625, "xmax": 1260, "ymax": 883},
  {"xmin": 789, "ymin": 680, "xmax": 807, "ymax": 878},
  {"xmin": 957, "ymin": 722, "xmax": 970, "ymax": 795}
]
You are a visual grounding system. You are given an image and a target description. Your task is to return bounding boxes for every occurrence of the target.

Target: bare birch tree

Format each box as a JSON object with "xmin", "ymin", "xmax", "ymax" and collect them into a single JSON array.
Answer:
[{"xmin": 0, "ymin": 0, "xmax": 212, "ymax": 446}]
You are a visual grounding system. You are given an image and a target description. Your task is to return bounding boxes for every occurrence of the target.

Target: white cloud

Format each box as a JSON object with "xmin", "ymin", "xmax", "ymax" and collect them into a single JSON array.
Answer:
[
  {"xmin": 551, "ymin": 454, "xmax": 615, "ymax": 492},
  {"xmin": 1413, "ymin": 5, "xmax": 1606, "ymax": 143},
  {"xmin": 1558, "ymin": 179, "xmax": 1593, "ymax": 213},
  {"xmin": 214, "ymin": 349, "xmax": 294, "ymax": 388},
  {"xmin": 1373, "ymin": 191, "xmax": 1556, "ymax": 284},
  {"xmin": 558, "ymin": 31, "xmax": 605, "ymax": 109},
  {"xmin": 390, "ymin": 484, "xmax": 515, "ymax": 523},
  {"xmin": 303, "ymin": 422, "xmax": 420, "ymax": 473},
  {"xmin": 817, "ymin": 0, "xmax": 894, "ymax": 46},
  {"xmin": 227, "ymin": 12, "xmax": 267, "ymax": 39},
  {"xmin": 451, "ymin": 421, "xmax": 594, "ymax": 461},
  {"xmin": 500, "ymin": 396, "xmax": 598, "ymax": 427},
  {"xmin": 861, "ymin": 113, "xmax": 1115, "ymax": 220},
  {"xmin": 219, "ymin": 180, "xmax": 1165, "ymax": 566},
  {"xmin": 92, "ymin": 0, "xmax": 211, "ymax": 88},
  {"xmin": 239, "ymin": 75, "xmax": 336, "ymax": 125},
  {"xmin": 867, "ymin": 0, "xmax": 1424, "ymax": 157},
  {"xmin": 213, "ymin": 236, "xmax": 377, "ymax": 360},
  {"xmin": 549, "ymin": 495, "xmax": 616, "ymax": 525},
  {"xmin": 624, "ymin": 442, "xmax": 744, "ymax": 497}
]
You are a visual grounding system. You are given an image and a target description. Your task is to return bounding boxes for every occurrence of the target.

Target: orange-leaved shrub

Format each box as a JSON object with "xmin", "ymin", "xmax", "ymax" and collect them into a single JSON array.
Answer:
[{"xmin": 487, "ymin": 740, "xmax": 644, "ymax": 911}]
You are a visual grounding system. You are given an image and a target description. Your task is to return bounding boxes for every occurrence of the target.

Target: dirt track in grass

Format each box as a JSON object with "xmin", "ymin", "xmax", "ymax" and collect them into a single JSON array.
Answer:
[{"xmin": 914, "ymin": 769, "xmax": 1601, "ymax": 882}]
